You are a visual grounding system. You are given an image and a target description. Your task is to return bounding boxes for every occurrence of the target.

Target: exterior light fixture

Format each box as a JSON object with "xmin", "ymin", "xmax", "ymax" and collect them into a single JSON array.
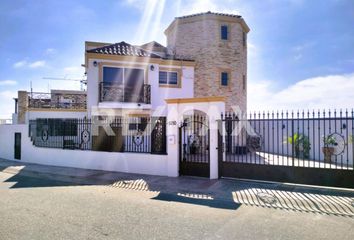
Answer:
[
  {"xmin": 150, "ymin": 65, "xmax": 155, "ymax": 71},
  {"xmin": 93, "ymin": 61, "xmax": 98, "ymax": 67}
]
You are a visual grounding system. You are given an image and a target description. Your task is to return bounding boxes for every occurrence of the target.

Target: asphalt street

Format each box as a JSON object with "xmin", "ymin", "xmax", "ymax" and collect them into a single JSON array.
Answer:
[{"xmin": 0, "ymin": 171, "xmax": 353, "ymax": 240}]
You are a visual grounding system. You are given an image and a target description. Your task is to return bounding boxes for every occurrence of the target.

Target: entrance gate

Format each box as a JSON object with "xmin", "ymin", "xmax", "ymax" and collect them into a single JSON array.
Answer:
[
  {"xmin": 179, "ymin": 115, "xmax": 210, "ymax": 177},
  {"xmin": 218, "ymin": 112, "xmax": 354, "ymax": 188}
]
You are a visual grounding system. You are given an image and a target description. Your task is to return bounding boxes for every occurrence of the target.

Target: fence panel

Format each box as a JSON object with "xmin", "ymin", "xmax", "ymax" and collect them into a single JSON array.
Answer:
[{"xmin": 29, "ymin": 116, "xmax": 167, "ymax": 155}]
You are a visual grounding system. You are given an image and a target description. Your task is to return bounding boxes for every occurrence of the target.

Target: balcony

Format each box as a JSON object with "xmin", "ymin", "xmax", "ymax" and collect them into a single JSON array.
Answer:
[
  {"xmin": 99, "ymin": 82, "xmax": 151, "ymax": 104},
  {"xmin": 28, "ymin": 92, "xmax": 87, "ymax": 109}
]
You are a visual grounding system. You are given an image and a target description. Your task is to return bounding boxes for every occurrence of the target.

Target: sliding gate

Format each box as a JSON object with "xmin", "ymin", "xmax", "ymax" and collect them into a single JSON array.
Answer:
[{"xmin": 218, "ymin": 111, "xmax": 354, "ymax": 188}]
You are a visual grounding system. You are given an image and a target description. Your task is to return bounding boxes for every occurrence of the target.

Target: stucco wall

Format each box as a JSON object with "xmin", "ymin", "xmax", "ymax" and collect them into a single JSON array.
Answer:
[
  {"xmin": 86, "ymin": 59, "xmax": 194, "ymax": 116},
  {"xmin": 0, "ymin": 124, "xmax": 168, "ymax": 176},
  {"xmin": 26, "ymin": 111, "xmax": 88, "ymax": 122}
]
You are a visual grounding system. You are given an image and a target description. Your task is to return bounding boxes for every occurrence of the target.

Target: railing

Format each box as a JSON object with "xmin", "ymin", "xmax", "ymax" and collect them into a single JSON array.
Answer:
[
  {"xmin": 220, "ymin": 110, "xmax": 354, "ymax": 170},
  {"xmin": 29, "ymin": 116, "xmax": 166, "ymax": 154},
  {"xmin": 99, "ymin": 82, "xmax": 151, "ymax": 104},
  {"xmin": 28, "ymin": 92, "xmax": 87, "ymax": 109}
]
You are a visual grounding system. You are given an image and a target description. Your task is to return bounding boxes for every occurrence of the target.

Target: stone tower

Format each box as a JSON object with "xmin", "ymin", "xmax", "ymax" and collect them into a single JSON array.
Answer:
[{"xmin": 164, "ymin": 12, "xmax": 250, "ymax": 112}]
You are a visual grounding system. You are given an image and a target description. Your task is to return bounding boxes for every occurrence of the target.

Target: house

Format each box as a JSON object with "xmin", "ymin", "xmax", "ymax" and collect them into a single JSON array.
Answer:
[
  {"xmin": 4, "ymin": 12, "xmax": 250, "ymax": 179},
  {"xmin": 84, "ymin": 11, "xmax": 249, "ymax": 118}
]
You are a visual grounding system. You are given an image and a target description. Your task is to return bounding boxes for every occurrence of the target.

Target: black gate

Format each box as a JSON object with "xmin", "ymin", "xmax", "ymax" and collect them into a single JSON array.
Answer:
[
  {"xmin": 14, "ymin": 132, "xmax": 21, "ymax": 160},
  {"xmin": 179, "ymin": 115, "xmax": 210, "ymax": 177},
  {"xmin": 218, "ymin": 111, "xmax": 354, "ymax": 188}
]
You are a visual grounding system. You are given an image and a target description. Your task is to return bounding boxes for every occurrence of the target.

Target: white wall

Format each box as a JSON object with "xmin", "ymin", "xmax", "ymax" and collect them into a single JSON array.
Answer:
[
  {"xmin": 151, "ymin": 65, "xmax": 194, "ymax": 115},
  {"xmin": 0, "ymin": 124, "xmax": 168, "ymax": 176},
  {"xmin": 26, "ymin": 111, "xmax": 87, "ymax": 122},
  {"xmin": 86, "ymin": 59, "xmax": 194, "ymax": 116}
]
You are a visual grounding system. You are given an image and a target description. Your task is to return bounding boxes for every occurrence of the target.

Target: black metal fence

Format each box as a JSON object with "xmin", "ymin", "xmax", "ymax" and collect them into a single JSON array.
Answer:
[
  {"xmin": 221, "ymin": 110, "xmax": 354, "ymax": 170},
  {"xmin": 29, "ymin": 116, "xmax": 166, "ymax": 154}
]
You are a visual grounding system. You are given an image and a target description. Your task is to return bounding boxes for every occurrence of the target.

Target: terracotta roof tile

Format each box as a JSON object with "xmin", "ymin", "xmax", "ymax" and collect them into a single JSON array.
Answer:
[{"xmin": 87, "ymin": 41, "xmax": 161, "ymax": 58}]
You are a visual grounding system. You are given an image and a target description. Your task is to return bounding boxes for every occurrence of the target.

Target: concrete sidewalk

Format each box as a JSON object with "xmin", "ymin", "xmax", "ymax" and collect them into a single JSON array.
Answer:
[{"xmin": 1, "ymin": 158, "xmax": 353, "ymax": 217}]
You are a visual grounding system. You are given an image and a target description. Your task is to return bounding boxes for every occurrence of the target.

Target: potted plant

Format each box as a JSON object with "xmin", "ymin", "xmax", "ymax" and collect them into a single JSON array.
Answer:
[
  {"xmin": 322, "ymin": 135, "xmax": 337, "ymax": 163},
  {"xmin": 286, "ymin": 133, "xmax": 311, "ymax": 159}
]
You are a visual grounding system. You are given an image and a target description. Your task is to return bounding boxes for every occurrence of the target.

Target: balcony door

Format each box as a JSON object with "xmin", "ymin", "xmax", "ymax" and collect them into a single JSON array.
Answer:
[
  {"xmin": 124, "ymin": 68, "xmax": 144, "ymax": 103},
  {"xmin": 102, "ymin": 66, "xmax": 144, "ymax": 103}
]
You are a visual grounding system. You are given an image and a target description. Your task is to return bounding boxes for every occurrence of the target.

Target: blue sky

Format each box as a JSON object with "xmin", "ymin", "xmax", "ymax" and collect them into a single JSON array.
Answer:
[{"xmin": 0, "ymin": 0, "xmax": 354, "ymax": 118}]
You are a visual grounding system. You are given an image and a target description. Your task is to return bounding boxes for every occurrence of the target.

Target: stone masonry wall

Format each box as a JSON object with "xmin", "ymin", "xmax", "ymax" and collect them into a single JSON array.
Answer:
[{"xmin": 166, "ymin": 17, "xmax": 248, "ymax": 112}]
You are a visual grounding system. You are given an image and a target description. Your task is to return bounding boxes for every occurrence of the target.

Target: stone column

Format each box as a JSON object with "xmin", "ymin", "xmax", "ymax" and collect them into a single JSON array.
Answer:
[{"xmin": 17, "ymin": 91, "xmax": 28, "ymax": 124}]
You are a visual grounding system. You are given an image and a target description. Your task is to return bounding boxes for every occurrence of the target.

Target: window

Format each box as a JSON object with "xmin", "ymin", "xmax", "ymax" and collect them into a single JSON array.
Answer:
[
  {"xmin": 221, "ymin": 25, "xmax": 228, "ymax": 40},
  {"xmin": 243, "ymin": 75, "xmax": 246, "ymax": 90},
  {"xmin": 103, "ymin": 67, "xmax": 123, "ymax": 85},
  {"xmin": 243, "ymin": 31, "xmax": 247, "ymax": 47},
  {"xmin": 159, "ymin": 71, "xmax": 178, "ymax": 85},
  {"xmin": 221, "ymin": 72, "xmax": 229, "ymax": 86},
  {"xmin": 102, "ymin": 66, "xmax": 145, "ymax": 102}
]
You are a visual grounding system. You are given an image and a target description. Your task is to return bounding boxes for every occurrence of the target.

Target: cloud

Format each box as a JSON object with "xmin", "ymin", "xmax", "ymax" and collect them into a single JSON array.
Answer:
[
  {"xmin": 13, "ymin": 60, "xmax": 46, "ymax": 69},
  {"xmin": 293, "ymin": 53, "xmax": 302, "ymax": 61},
  {"xmin": 0, "ymin": 90, "xmax": 17, "ymax": 119},
  {"xmin": 176, "ymin": 0, "xmax": 241, "ymax": 16},
  {"xmin": 0, "ymin": 80, "xmax": 17, "ymax": 86},
  {"xmin": 13, "ymin": 60, "xmax": 27, "ymax": 68},
  {"xmin": 45, "ymin": 48, "xmax": 57, "ymax": 55},
  {"xmin": 123, "ymin": 0, "xmax": 147, "ymax": 11},
  {"xmin": 248, "ymin": 73, "xmax": 354, "ymax": 111},
  {"xmin": 29, "ymin": 60, "xmax": 46, "ymax": 68},
  {"xmin": 247, "ymin": 42, "xmax": 257, "ymax": 56},
  {"xmin": 63, "ymin": 66, "xmax": 82, "ymax": 73}
]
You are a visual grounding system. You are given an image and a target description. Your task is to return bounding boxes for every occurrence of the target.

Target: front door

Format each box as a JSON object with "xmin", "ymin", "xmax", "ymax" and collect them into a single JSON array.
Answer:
[
  {"xmin": 14, "ymin": 132, "xmax": 21, "ymax": 160},
  {"xmin": 179, "ymin": 115, "xmax": 210, "ymax": 177}
]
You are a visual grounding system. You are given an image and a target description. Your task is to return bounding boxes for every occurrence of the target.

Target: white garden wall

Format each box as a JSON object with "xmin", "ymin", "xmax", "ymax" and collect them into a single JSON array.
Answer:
[
  {"xmin": 0, "ymin": 124, "xmax": 168, "ymax": 176},
  {"xmin": 26, "ymin": 110, "xmax": 88, "ymax": 123}
]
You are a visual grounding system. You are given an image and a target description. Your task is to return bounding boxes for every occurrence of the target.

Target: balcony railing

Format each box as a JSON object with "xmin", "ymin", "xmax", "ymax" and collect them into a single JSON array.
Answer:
[
  {"xmin": 99, "ymin": 82, "xmax": 151, "ymax": 104},
  {"xmin": 28, "ymin": 92, "xmax": 87, "ymax": 109}
]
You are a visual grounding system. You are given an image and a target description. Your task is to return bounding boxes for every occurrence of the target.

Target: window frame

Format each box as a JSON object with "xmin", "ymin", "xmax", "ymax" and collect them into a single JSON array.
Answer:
[
  {"xmin": 99, "ymin": 62, "xmax": 148, "ymax": 102},
  {"xmin": 158, "ymin": 67, "xmax": 182, "ymax": 88},
  {"xmin": 217, "ymin": 69, "xmax": 232, "ymax": 88},
  {"xmin": 243, "ymin": 74, "xmax": 246, "ymax": 90},
  {"xmin": 221, "ymin": 25, "xmax": 228, "ymax": 40},
  {"xmin": 221, "ymin": 72, "xmax": 229, "ymax": 86},
  {"xmin": 243, "ymin": 31, "xmax": 247, "ymax": 47}
]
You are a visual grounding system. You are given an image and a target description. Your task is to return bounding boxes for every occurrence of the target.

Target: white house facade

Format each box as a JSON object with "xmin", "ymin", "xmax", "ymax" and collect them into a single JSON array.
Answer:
[{"xmin": 2, "ymin": 12, "xmax": 251, "ymax": 180}]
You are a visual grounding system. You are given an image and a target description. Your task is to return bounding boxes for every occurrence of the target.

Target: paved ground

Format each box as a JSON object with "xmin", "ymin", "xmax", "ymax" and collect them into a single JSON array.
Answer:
[
  {"xmin": 0, "ymin": 159, "xmax": 353, "ymax": 239},
  {"xmin": 225, "ymin": 152, "xmax": 353, "ymax": 170}
]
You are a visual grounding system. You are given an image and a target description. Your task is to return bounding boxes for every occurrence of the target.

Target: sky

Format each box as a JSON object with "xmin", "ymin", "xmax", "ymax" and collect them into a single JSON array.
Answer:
[{"xmin": 0, "ymin": 0, "xmax": 353, "ymax": 118}]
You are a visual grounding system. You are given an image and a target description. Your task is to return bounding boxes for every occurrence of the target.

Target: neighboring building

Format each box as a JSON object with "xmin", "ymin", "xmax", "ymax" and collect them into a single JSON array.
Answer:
[{"xmin": 15, "ymin": 89, "xmax": 87, "ymax": 124}]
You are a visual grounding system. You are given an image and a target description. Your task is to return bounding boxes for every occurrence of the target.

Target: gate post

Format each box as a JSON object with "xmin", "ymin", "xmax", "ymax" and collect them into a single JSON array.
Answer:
[
  {"xmin": 217, "ymin": 120, "xmax": 223, "ymax": 178},
  {"xmin": 167, "ymin": 103, "xmax": 179, "ymax": 177},
  {"xmin": 209, "ymin": 105, "xmax": 224, "ymax": 179}
]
